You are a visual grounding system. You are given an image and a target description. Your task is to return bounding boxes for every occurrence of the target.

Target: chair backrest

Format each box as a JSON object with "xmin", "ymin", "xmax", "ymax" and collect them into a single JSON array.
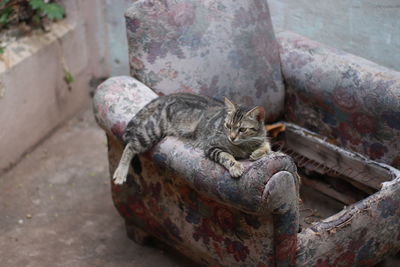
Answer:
[{"xmin": 125, "ymin": 0, "xmax": 285, "ymax": 122}]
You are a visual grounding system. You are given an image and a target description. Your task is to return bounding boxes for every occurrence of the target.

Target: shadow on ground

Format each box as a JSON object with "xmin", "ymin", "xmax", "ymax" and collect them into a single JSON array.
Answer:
[{"xmin": 0, "ymin": 109, "xmax": 192, "ymax": 267}]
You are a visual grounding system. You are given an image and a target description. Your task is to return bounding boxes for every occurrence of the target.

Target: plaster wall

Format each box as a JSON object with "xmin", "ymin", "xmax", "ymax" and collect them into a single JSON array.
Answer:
[
  {"xmin": 268, "ymin": 0, "xmax": 400, "ymax": 71},
  {"xmin": 0, "ymin": 0, "xmax": 109, "ymax": 173},
  {"xmin": 105, "ymin": 0, "xmax": 135, "ymax": 76}
]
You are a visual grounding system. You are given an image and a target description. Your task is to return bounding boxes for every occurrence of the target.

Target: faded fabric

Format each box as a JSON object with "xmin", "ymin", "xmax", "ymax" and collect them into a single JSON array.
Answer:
[
  {"xmin": 297, "ymin": 175, "xmax": 400, "ymax": 266},
  {"xmin": 125, "ymin": 0, "xmax": 285, "ymax": 122},
  {"xmin": 278, "ymin": 31, "xmax": 400, "ymax": 169},
  {"xmin": 93, "ymin": 74, "xmax": 400, "ymax": 266},
  {"xmin": 93, "ymin": 1, "xmax": 400, "ymax": 265},
  {"xmin": 93, "ymin": 76, "xmax": 158, "ymax": 139},
  {"xmin": 93, "ymin": 76, "xmax": 300, "ymax": 266}
]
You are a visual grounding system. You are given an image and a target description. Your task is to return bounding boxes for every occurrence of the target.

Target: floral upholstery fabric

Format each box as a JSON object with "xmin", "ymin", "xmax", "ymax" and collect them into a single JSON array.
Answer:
[
  {"xmin": 125, "ymin": 0, "xmax": 285, "ymax": 122},
  {"xmin": 278, "ymin": 31, "xmax": 400, "ymax": 169},
  {"xmin": 297, "ymin": 172, "xmax": 400, "ymax": 266},
  {"xmin": 93, "ymin": 76, "xmax": 300, "ymax": 266},
  {"xmin": 93, "ymin": 76, "xmax": 158, "ymax": 139},
  {"xmin": 93, "ymin": 1, "xmax": 400, "ymax": 265}
]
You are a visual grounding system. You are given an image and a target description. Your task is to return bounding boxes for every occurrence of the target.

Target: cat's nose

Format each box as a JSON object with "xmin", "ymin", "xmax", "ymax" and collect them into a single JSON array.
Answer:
[{"xmin": 230, "ymin": 133, "xmax": 237, "ymax": 141}]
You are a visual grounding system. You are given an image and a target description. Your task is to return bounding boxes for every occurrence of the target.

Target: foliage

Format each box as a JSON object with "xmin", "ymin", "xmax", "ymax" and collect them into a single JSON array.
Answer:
[
  {"xmin": 0, "ymin": 6, "xmax": 11, "ymax": 25},
  {"xmin": 0, "ymin": 0, "xmax": 65, "ymax": 30},
  {"xmin": 0, "ymin": 0, "xmax": 65, "ymax": 55},
  {"xmin": 64, "ymin": 70, "xmax": 74, "ymax": 85},
  {"xmin": 29, "ymin": 0, "xmax": 65, "ymax": 20}
]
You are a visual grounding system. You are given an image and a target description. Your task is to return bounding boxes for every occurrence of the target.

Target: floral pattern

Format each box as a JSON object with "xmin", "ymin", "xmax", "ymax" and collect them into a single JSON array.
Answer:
[
  {"xmin": 278, "ymin": 31, "xmax": 400, "ymax": 169},
  {"xmin": 93, "ymin": 0, "xmax": 400, "ymax": 265},
  {"xmin": 93, "ymin": 76, "xmax": 158, "ymax": 139},
  {"xmin": 296, "ymin": 174, "xmax": 400, "ymax": 266},
  {"xmin": 106, "ymin": 132, "xmax": 299, "ymax": 266},
  {"xmin": 94, "ymin": 72, "xmax": 400, "ymax": 266},
  {"xmin": 125, "ymin": 0, "xmax": 285, "ymax": 122},
  {"xmin": 94, "ymin": 76, "xmax": 300, "ymax": 265}
]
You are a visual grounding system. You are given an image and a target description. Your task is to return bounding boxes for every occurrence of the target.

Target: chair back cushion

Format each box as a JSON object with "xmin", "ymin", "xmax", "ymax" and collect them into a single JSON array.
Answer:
[{"xmin": 125, "ymin": 0, "xmax": 284, "ymax": 121}]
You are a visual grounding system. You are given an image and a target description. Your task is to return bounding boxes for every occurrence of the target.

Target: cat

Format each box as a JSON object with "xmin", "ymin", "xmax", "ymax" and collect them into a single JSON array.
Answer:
[{"xmin": 113, "ymin": 92, "xmax": 271, "ymax": 184}]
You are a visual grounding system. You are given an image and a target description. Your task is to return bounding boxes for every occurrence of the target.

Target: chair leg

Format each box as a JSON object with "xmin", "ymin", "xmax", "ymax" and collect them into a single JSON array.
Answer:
[{"xmin": 125, "ymin": 221, "xmax": 151, "ymax": 245}]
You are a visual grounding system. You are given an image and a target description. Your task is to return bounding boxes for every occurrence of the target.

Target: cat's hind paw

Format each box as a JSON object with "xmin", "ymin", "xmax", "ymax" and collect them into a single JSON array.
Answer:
[
  {"xmin": 250, "ymin": 150, "xmax": 267, "ymax": 161},
  {"xmin": 229, "ymin": 161, "xmax": 244, "ymax": 178},
  {"xmin": 113, "ymin": 165, "xmax": 128, "ymax": 185},
  {"xmin": 249, "ymin": 142, "xmax": 271, "ymax": 161}
]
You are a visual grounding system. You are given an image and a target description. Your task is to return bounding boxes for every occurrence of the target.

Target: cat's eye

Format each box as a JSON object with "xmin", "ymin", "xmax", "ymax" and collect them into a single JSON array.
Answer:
[
  {"xmin": 225, "ymin": 123, "xmax": 231, "ymax": 129},
  {"xmin": 239, "ymin": 128, "xmax": 246, "ymax": 132}
]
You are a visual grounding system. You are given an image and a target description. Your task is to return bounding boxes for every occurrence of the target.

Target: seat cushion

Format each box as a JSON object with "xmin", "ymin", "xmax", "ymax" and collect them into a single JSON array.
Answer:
[{"xmin": 125, "ymin": 0, "xmax": 285, "ymax": 122}]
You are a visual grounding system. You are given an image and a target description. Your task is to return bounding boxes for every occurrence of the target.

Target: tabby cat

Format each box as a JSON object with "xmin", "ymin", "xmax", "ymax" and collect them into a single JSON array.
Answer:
[{"xmin": 113, "ymin": 93, "xmax": 271, "ymax": 184}]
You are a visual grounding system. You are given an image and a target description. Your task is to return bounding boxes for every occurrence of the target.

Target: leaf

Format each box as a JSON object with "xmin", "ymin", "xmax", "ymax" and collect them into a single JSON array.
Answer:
[
  {"xmin": 0, "ymin": 6, "xmax": 11, "ymax": 25},
  {"xmin": 32, "ymin": 14, "xmax": 41, "ymax": 24},
  {"xmin": 41, "ymin": 3, "xmax": 65, "ymax": 20},
  {"xmin": 0, "ymin": 14, "xmax": 8, "ymax": 25},
  {"xmin": 0, "ymin": 46, "xmax": 5, "ymax": 54},
  {"xmin": 64, "ymin": 70, "xmax": 74, "ymax": 84},
  {"xmin": 29, "ymin": 0, "xmax": 46, "ymax": 10}
]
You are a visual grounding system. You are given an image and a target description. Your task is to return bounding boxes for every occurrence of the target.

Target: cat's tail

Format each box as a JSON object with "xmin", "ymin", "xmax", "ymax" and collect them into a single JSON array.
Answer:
[
  {"xmin": 113, "ymin": 97, "xmax": 167, "ymax": 184},
  {"xmin": 113, "ymin": 142, "xmax": 135, "ymax": 184}
]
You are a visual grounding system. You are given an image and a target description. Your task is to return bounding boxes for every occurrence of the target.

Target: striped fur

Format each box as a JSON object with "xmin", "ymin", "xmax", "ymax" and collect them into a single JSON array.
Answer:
[{"xmin": 113, "ymin": 93, "xmax": 271, "ymax": 184}]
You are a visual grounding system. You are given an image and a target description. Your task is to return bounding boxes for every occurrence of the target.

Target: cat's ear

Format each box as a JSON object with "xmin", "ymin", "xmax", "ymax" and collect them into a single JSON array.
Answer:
[
  {"xmin": 224, "ymin": 97, "xmax": 236, "ymax": 114},
  {"xmin": 246, "ymin": 106, "xmax": 265, "ymax": 122}
]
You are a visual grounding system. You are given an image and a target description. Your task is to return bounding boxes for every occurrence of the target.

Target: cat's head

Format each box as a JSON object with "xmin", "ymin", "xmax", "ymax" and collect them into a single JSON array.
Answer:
[{"xmin": 223, "ymin": 97, "xmax": 266, "ymax": 145}]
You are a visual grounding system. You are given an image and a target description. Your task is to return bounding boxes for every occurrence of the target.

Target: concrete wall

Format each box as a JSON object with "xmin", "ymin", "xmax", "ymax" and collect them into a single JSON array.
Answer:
[
  {"xmin": 105, "ymin": 0, "xmax": 135, "ymax": 76},
  {"xmin": 268, "ymin": 0, "xmax": 400, "ymax": 71},
  {"xmin": 0, "ymin": 0, "xmax": 109, "ymax": 173}
]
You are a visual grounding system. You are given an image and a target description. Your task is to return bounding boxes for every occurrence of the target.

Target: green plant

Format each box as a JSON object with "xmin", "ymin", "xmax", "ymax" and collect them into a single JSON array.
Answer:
[
  {"xmin": 29, "ymin": 0, "xmax": 65, "ymax": 20},
  {"xmin": 0, "ymin": 0, "xmax": 65, "ymax": 31},
  {"xmin": 64, "ymin": 70, "xmax": 74, "ymax": 84},
  {"xmin": 0, "ymin": 0, "xmax": 66, "ymax": 61},
  {"xmin": 0, "ymin": 0, "xmax": 11, "ymax": 26}
]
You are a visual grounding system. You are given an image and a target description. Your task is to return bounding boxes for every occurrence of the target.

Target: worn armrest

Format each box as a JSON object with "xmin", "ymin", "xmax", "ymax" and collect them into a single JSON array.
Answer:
[
  {"xmin": 277, "ymin": 31, "xmax": 400, "ymax": 168},
  {"xmin": 93, "ymin": 76, "xmax": 158, "ymax": 139}
]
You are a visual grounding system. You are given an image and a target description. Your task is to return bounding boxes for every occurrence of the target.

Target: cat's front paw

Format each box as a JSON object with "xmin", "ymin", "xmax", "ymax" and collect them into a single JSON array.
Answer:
[
  {"xmin": 113, "ymin": 165, "xmax": 128, "ymax": 185},
  {"xmin": 229, "ymin": 161, "xmax": 244, "ymax": 178}
]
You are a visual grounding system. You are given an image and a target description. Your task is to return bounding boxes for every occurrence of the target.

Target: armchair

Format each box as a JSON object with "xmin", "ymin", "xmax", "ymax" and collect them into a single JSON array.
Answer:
[{"xmin": 93, "ymin": 0, "xmax": 400, "ymax": 266}]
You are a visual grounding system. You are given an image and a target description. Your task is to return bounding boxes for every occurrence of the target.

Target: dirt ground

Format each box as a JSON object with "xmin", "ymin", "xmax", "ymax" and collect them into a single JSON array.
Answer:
[
  {"xmin": 0, "ymin": 108, "xmax": 399, "ymax": 266},
  {"xmin": 0, "ymin": 109, "xmax": 191, "ymax": 267}
]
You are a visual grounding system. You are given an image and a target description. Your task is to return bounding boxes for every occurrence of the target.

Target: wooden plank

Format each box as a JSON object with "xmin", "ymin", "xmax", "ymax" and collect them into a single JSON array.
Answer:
[
  {"xmin": 301, "ymin": 175, "xmax": 357, "ymax": 205},
  {"xmin": 284, "ymin": 124, "xmax": 392, "ymax": 190}
]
